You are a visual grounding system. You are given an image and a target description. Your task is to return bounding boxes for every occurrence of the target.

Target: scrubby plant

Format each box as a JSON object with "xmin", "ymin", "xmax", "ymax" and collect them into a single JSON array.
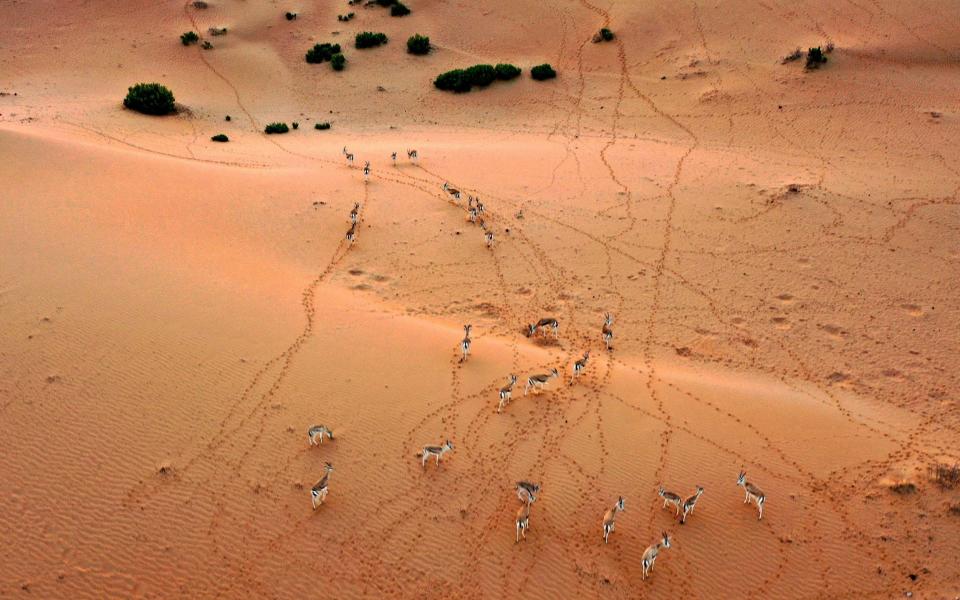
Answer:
[
  {"xmin": 391, "ymin": 2, "xmax": 410, "ymax": 16},
  {"xmin": 264, "ymin": 122, "xmax": 289, "ymax": 134},
  {"xmin": 531, "ymin": 63, "xmax": 557, "ymax": 80},
  {"xmin": 805, "ymin": 46, "xmax": 827, "ymax": 69},
  {"xmin": 181, "ymin": 31, "xmax": 199, "ymax": 45},
  {"xmin": 407, "ymin": 34, "xmax": 430, "ymax": 55},
  {"xmin": 211, "ymin": 133, "xmax": 229, "ymax": 142},
  {"xmin": 781, "ymin": 48, "xmax": 802, "ymax": 64},
  {"xmin": 465, "ymin": 64, "xmax": 496, "ymax": 87},
  {"xmin": 201, "ymin": 40, "xmax": 213, "ymax": 50},
  {"xmin": 123, "ymin": 83, "xmax": 176, "ymax": 115},
  {"xmin": 337, "ymin": 13, "xmax": 355, "ymax": 21},
  {"xmin": 225, "ymin": 115, "xmax": 231, "ymax": 121},
  {"xmin": 192, "ymin": 1, "xmax": 209, "ymax": 8},
  {"xmin": 374, "ymin": 0, "xmax": 395, "ymax": 5},
  {"xmin": 355, "ymin": 31, "xmax": 388, "ymax": 49},
  {"xmin": 434, "ymin": 69, "xmax": 471, "ymax": 93},
  {"xmin": 593, "ymin": 28, "xmax": 614, "ymax": 42},
  {"xmin": 495, "ymin": 63, "xmax": 521, "ymax": 80},
  {"xmin": 292, "ymin": 122, "xmax": 299, "ymax": 130},
  {"xmin": 208, "ymin": 27, "xmax": 228, "ymax": 36},
  {"xmin": 285, "ymin": 11, "xmax": 297, "ymax": 20},
  {"xmin": 331, "ymin": 53, "xmax": 346, "ymax": 71},
  {"xmin": 315, "ymin": 122, "xmax": 331, "ymax": 130},
  {"xmin": 306, "ymin": 43, "xmax": 341, "ymax": 63}
]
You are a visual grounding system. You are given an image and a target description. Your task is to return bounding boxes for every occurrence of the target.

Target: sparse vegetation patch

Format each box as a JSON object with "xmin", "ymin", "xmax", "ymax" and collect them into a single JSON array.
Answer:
[
  {"xmin": 407, "ymin": 34, "xmax": 431, "ymax": 55},
  {"xmin": 331, "ymin": 53, "xmax": 346, "ymax": 71},
  {"xmin": 355, "ymin": 31, "xmax": 388, "ymax": 49},
  {"xmin": 531, "ymin": 63, "xmax": 557, "ymax": 80},
  {"xmin": 592, "ymin": 28, "xmax": 614, "ymax": 42},
  {"xmin": 495, "ymin": 63, "xmax": 521, "ymax": 80},
  {"xmin": 265, "ymin": 122, "xmax": 290, "ymax": 134},
  {"xmin": 391, "ymin": 2, "xmax": 411, "ymax": 16},
  {"xmin": 338, "ymin": 12, "xmax": 355, "ymax": 21},
  {"xmin": 805, "ymin": 46, "xmax": 827, "ymax": 69},
  {"xmin": 315, "ymin": 122, "xmax": 331, "ymax": 130},
  {"xmin": 306, "ymin": 43, "xmax": 342, "ymax": 64},
  {"xmin": 181, "ymin": 31, "xmax": 199, "ymax": 46},
  {"xmin": 123, "ymin": 83, "xmax": 176, "ymax": 115},
  {"xmin": 435, "ymin": 63, "xmax": 522, "ymax": 92}
]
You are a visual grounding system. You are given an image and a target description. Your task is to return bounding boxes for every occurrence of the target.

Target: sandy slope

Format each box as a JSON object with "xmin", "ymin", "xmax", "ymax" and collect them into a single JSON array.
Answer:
[{"xmin": 1, "ymin": 0, "xmax": 959, "ymax": 598}]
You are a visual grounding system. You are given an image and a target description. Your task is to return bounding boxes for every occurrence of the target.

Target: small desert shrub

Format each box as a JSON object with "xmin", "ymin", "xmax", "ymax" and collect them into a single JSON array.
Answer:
[
  {"xmin": 355, "ymin": 31, "xmax": 388, "ymax": 49},
  {"xmin": 292, "ymin": 122, "xmax": 299, "ymax": 130},
  {"xmin": 465, "ymin": 64, "xmax": 496, "ymax": 87},
  {"xmin": 306, "ymin": 43, "xmax": 342, "ymax": 63},
  {"xmin": 889, "ymin": 481, "xmax": 917, "ymax": 495},
  {"xmin": 285, "ymin": 11, "xmax": 297, "ymax": 20},
  {"xmin": 264, "ymin": 122, "xmax": 289, "ymax": 134},
  {"xmin": 211, "ymin": 133, "xmax": 229, "ymax": 142},
  {"xmin": 181, "ymin": 31, "xmax": 199, "ymax": 46},
  {"xmin": 805, "ymin": 46, "xmax": 827, "ymax": 69},
  {"xmin": 781, "ymin": 48, "xmax": 802, "ymax": 64},
  {"xmin": 593, "ymin": 27, "xmax": 614, "ymax": 42},
  {"xmin": 374, "ymin": 0, "xmax": 395, "ymax": 5},
  {"xmin": 225, "ymin": 115, "xmax": 231, "ymax": 121},
  {"xmin": 930, "ymin": 463, "xmax": 960, "ymax": 489},
  {"xmin": 208, "ymin": 27, "xmax": 228, "ymax": 36},
  {"xmin": 391, "ymin": 2, "xmax": 411, "ymax": 16},
  {"xmin": 201, "ymin": 40, "xmax": 213, "ymax": 50},
  {"xmin": 123, "ymin": 83, "xmax": 176, "ymax": 115},
  {"xmin": 495, "ymin": 63, "xmax": 521, "ymax": 80},
  {"xmin": 192, "ymin": 1, "xmax": 209, "ymax": 8},
  {"xmin": 315, "ymin": 122, "xmax": 331, "ymax": 130},
  {"xmin": 337, "ymin": 13, "xmax": 355, "ymax": 21},
  {"xmin": 407, "ymin": 34, "xmax": 430, "ymax": 55},
  {"xmin": 434, "ymin": 69, "xmax": 471, "ymax": 93},
  {"xmin": 530, "ymin": 63, "xmax": 557, "ymax": 80},
  {"xmin": 331, "ymin": 53, "xmax": 346, "ymax": 71}
]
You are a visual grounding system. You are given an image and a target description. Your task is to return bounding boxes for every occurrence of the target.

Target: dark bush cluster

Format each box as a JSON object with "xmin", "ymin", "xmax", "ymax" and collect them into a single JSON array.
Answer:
[
  {"xmin": 285, "ymin": 11, "xmax": 297, "ymax": 20},
  {"xmin": 407, "ymin": 34, "xmax": 430, "ymax": 55},
  {"xmin": 391, "ymin": 2, "xmax": 411, "ymax": 16},
  {"xmin": 530, "ymin": 63, "xmax": 557, "ymax": 80},
  {"xmin": 592, "ymin": 28, "xmax": 614, "ymax": 43},
  {"xmin": 331, "ymin": 53, "xmax": 346, "ymax": 70},
  {"xmin": 181, "ymin": 31, "xmax": 199, "ymax": 45},
  {"xmin": 434, "ymin": 63, "xmax": 521, "ymax": 93},
  {"xmin": 306, "ymin": 42, "xmax": 342, "ymax": 64},
  {"xmin": 355, "ymin": 31, "xmax": 388, "ymax": 49},
  {"xmin": 292, "ymin": 122, "xmax": 299, "ymax": 130},
  {"xmin": 337, "ymin": 12, "xmax": 355, "ymax": 21},
  {"xmin": 211, "ymin": 134, "xmax": 229, "ymax": 142},
  {"xmin": 315, "ymin": 122, "xmax": 331, "ymax": 130},
  {"xmin": 265, "ymin": 122, "xmax": 290, "ymax": 134},
  {"xmin": 805, "ymin": 46, "xmax": 827, "ymax": 69},
  {"xmin": 123, "ymin": 83, "xmax": 176, "ymax": 115}
]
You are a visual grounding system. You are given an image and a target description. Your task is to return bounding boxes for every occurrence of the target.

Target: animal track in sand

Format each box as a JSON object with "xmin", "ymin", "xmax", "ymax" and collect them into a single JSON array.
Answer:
[
  {"xmin": 819, "ymin": 323, "xmax": 847, "ymax": 340},
  {"xmin": 900, "ymin": 303, "xmax": 924, "ymax": 317},
  {"xmin": 771, "ymin": 316, "xmax": 791, "ymax": 330},
  {"xmin": 775, "ymin": 293, "xmax": 795, "ymax": 305}
]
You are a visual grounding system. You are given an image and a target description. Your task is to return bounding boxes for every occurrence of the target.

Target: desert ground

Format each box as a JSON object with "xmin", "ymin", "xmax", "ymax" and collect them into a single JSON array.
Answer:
[{"xmin": 2, "ymin": 0, "xmax": 959, "ymax": 597}]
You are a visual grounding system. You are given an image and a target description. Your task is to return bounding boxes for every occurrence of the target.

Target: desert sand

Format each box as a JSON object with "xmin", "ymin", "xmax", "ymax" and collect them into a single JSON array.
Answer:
[{"xmin": 1, "ymin": 0, "xmax": 959, "ymax": 597}]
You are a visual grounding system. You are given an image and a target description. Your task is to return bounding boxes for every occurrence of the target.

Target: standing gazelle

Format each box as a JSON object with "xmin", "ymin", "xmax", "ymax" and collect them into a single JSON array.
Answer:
[
  {"xmin": 485, "ymin": 231, "xmax": 494, "ymax": 249},
  {"xmin": 442, "ymin": 182, "xmax": 461, "ymax": 201},
  {"xmin": 349, "ymin": 202, "xmax": 360, "ymax": 224},
  {"xmin": 342, "ymin": 146, "xmax": 354, "ymax": 164},
  {"xmin": 641, "ymin": 532, "xmax": 671, "ymax": 580},
  {"xmin": 459, "ymin": 324, "xmax": 472, "ymax": 362},
  {"xmin": 602, "ymin": 496, "xmax": 625, "ymax": 544},
  {"xmin": 311, "ymin": 462, "xmax": 334, "ymax": 509},
  {"xmin": 418, "ymin": 440, "xmax": 454, "ymax": 468},
  {"xmin": 363, "ymin": 161, "xmax": 370, "ymax": 181},
  {"xmin": 391, "ymin": 151, "xmax": 397, "ymax": 164},
  {"xmin": 307, "ymin": 425, "xmax": 334, "ymax": 445},
  {"xmin": 527, "ymin": 318, "xmax": 559, "ymax": 338},
  {"xmin": 497, "ymin": 374, "xmax": 518, "ymax": 413},
  {"xmin": 346, "ymin": 222, "xmax": 357, "ymax": 244},
  {"xmin": 524, "ymin": 368, "xmax": 559, "ymax": 395},
  {"xmin": 602, "ymin": 313, "xmax": 614, "ymax": 350},
  {"xmin": 737, "ymin": 471, "xmax": 765, "ymax": 519},
  {"xmin": 658, "ymin": 486, "xmax": 683, "ymax": 516},
  {"xmin": 515, "ymin": 502, "xmax": 531, "ymax": 543},
  {"xmin": 680, "ymin": 486, "xmax": 704, "ymax": 524},
  {"xmin": 570, "ymin": 351, "xmax": 590, "ymax": 385},
  {"xmin": 516, "ymin": 481, "xmax": 540, "ymax": 504},
  {"xmin": 407, "ymin": 149, "xmax": 418, "ymax": 161}
]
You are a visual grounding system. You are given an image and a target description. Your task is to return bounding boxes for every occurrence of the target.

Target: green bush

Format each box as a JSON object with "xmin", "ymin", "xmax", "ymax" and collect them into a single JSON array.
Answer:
[
  {"xmin": 407, "ymin": 34, "xmax": 430, "ymax": 55},
  {"xmin": 315, "ymin": 122, "xmax": 331, "ymax": 130},
  {"xmin": 123, "ymin": 83, "xmax": 176, "ymax": 115},
  {"xmin": 264, "ymin": 122, "xmax": 289, "ymax": 134},
  {"xmin": 292, "ymin": 122, "xmax": 299, "ymax": 129},
  {"xmin": 495, "ymin": 63, "xmax": 521, "ymax": 80},
  {"xmin": 434, "ymin": 69, "xmax": 471, "ymax": 93},
  {"xmin": 331, "ymin": 53, "xmax": 346, "ymax": 71},
  {"xmin": 355, "ymin": 31, "xmax": 388, "ymax": 49},
  {"xmin": 600, "ymin": 28, "xmax": 614, "ymax": 41},
  {"xmin": 306, "ymin": 42, "xmax": 341, "ymax": 63},
  {"xmin": 391, "ymin": 2, "xmax": 410, "ymax": 16},
  {"xmin": 211, "ymin": 134, "xmax": 229, "ymax": 142},
  {"xmin": 181, "ymin": 31, "xmax": 199, "ymax": 46},
  {"xmin": 465, "ymin": 64, "xmax": 496, "ymax": 87},
  {"xmin": 531, "ymin": 63, "xmax": 557, "ymax": 80},
  {"xmin": 805, "ymin": 46, "xmax": 827, "ymax": 69}
]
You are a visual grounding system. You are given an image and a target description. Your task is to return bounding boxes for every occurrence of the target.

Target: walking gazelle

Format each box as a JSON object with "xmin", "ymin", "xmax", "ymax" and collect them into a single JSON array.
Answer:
[
  {"xmin": 363, "ymin": 161, "xmax": 370, "ymax": 181},
  {"xmin": 459, "ymin": 324, "xmax": 472, "ymax": 362},
  {"xmin": 417, "ymin": 440, "xmax": 454, "ymax": 468},
  {"xmin": 524, "ymin": 368, "xmax": 559, "ymax": 395},
  {"xmin": 342, "ymin": 146, "xmax": 354, "ymax": 164},
  {"xmin": 641, "ymin": 531, "xmax": 671, "ymax": 580},
  {"xmin": 485, "ymin": 231, "xmax": 494, "ymax": 248},
  {"xmin": 391, "ymin": 151, "xmax": 397, "ymax": 164},
  {"xmin": 658, "ymin": 486, "xmax": 683, "ymax": 516},
  {"xmin": 570, "ymin": 351, "xmax": 590, "ymax": 385},
  {"xmin": 601, "ymin": 496, "xmax": 625, "ymax": 544},
  {"xmin": 407, "ymin": 149, "xmax": 418, "ymax": 161},
  {"xmin": 515, "ymin": 501, "xmax": 531, "ymax": 543},
  {"xmin": 602, "ymin": 313, "xmax": 614, "ymax": 350},
  {"xmin": 307, "ymin": 425, "xmax": 334, "ymax": 445},
  {"xmin": 737, "ymin": 471, "xmax": 765, "ymax": 519},
  {"xmin": 526, "ymin": 317, "xmax": 559, "ymax": 338},
  {"xmin": 497, "ymin": 374, "xmax": 518, "ymax": 413},
  {"xmin": 442, "ymin": 182, "xmax": 461, "ymax": 201},
  {"xmin": 349, "ymin": 202, "xmax": 360, "ymax": 224},
  {"xmin": 679, "ymin": 486, "xmax": 704, "ymax": 524},
  {"xmin": 516, "ymin": 481, "xmax": 540, "ymax": 504},
  {"xmin": 346, "ymin": 222, "xmax": 357, "ymax": 244},
  {"xmin": 311, "ymin": 463, "xmax": 334, "ymax": 509}
]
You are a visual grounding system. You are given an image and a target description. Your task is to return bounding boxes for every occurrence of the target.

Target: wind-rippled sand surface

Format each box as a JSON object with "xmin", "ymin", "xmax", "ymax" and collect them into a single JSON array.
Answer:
[{"xmin": 1, "ymin": 1, "xmax": 958, "ymax": 597}]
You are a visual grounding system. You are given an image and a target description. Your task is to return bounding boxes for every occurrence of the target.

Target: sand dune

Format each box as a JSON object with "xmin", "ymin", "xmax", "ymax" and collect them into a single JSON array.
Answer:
[{"xmin": 2, "ymin": 0, "xmax": 959, "ymax": 597}]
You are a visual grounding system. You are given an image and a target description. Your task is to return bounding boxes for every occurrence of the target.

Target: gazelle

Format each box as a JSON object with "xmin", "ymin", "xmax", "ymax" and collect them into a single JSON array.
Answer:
[
  {"xmin": 468, "ymin": 207, "xmax": 478, "ymax": 223},
  {"xmin": 442, "ymin": 182, "xmax": 461, "ymax": 201},
  {"xmin": 658, "ymin": 486, "xmax": 683, "ymax": 516},
  {"xmin": 342, "ymin": 146, "xmax": 354, "ymax": 164},
  {"xmin": 467, "ymin": 195, "xmax": 475, "ymax": 208},
  {"xmin": 527, "ymin": 318, "xmax": 559, "ymax": 338},
  {"xmin": 485, "ymin": 231, "xmax": 494, "ymax": 248},
  {"xmin": 516, "ymin": 502, "xmax": 531, "ymax": 542},
  {"xmin": 307, "ymin": 425, "xmax": 334, "ymax": 445},
  {"xmin": 349, "ymin": 202, "xmax": 360, "ymax": 224},
  {"xmin": 363, "ymin": 161, "xmax": 370, "ymax": 181},
  {"xmin": 680, "ymin": 486, "xmax": 704, "ymax": 525},
  {"xmin": 641, "ymin": 532, "xmax": 671, "ymax": 580},
  {"xmin": 602, "ymin": 313, "xmax": 614, "ymax": 349},
  {"xmin": 311, "ymin": 463, "xmax": 334, "ymax": 509},
  {"xmin": 346, "ymin": 222, "xmax": 357, "ymax": 244},
  {"xmin": 737, "ymin": 471, "xmax": 765, "ymax": 519},
  {"xmin": 497, "ymin": 374, "xmax": 518, "ymax": 413},
  {"xmin": 602, "ymin": 496, "xmax": 625, "ymax": 544},
  {"xmin": 407, "ymin": 149, "xmax": 418, "ymax": 161},
  {"xmin": 391, "ymin": 151, "xmax": 397, "ymax": 164},
  {"xmin": 570, "ymin": 351, "xmax": 590, "ymax": 384},
  {"xmin": 476, "ymin": 200, "xmax": 485, "ymax": 214},
  {"xmin": 418, "ymin": 440, "xmax": 454, "ymax": 468},
  {"xmin": 524, "ymin": 368, "xmax": 559, "ymax": 395},
  {"xmin": 516, "ymin": 481, "xmax": 540, "ymax": 504},
  {"xmin": 459, "ymin": 324, "xmax": 472, "ymax": 362}
]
